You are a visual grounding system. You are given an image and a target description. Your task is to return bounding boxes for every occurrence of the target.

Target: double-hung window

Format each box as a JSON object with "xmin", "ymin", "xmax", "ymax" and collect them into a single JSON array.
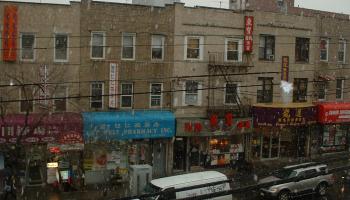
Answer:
[
  {"xmin": 91, "ymin": 32, "xmax": 105, "ymax": 59},
  {"xmin": 21, "ymin": 33, "xmax": 35, "ymax": 61},
  {"xmin": 185, "ymin": 36, "xmax": 203, "ymax": 60},
  {"xmin": 54, "ymin": 86, "xmax": 67, "ymax": 112},
  {"xmin": 184, "ymin": 81, "xmax": 201, "ymax": 106},
  {"xmin": 225, "ymin": 83, "xmax": 238, "ymax": 104},
  {"xmin": 122, "ymin": 33, "xmax": 136, "ymax": 60},
  {"xmin": 259, "ymin": 35, "xmax": 275, "ymax": 60},
  {"xmin": 317, "ymin": 81, "xmax": 326, "ymax": 101},
  {"xmin": 151, "ymin": 35, "xmax": 164, "ymax": 60},
  {"xmin": 121, "ymin": 83, "xmax": 133, "ymax": 108},
  {"xmin": 54, "ymin": 34, "xmax": 68, "ymax": 62},
  {"xmin": 150, "ymin": 83, "xmax": 162, "ymax": 108},
  {"xmin": 225, "ymin": 38, "xmax": 242, "ymax": 62},
  {"xmin": 293, "ymin": 78, "xmax": 308, "ymax": 102},
  {"xmin": 257, "ymin": 77, "xmax": 273, "ymax": 103},
  {"xmin": 320, "ymin": 38, "xmax": 329, "ymax": 62},
  {"xmin": 20, "ymin": 86, "xmax": 34, "ymax": 113},
  {"xmin": 90, "ymin": 82, "xmax": 104, "ymax": 109},
  {"xmin": 336, "ymin": 78, "xmax": 345, "ymax": 100},
  {"xmin": 295, "ymin": 37, "xmax": 310, "ymax": 62},
  {"xmin": 338, "ymin": 39, "xmax": 346, "ymax": 64}
]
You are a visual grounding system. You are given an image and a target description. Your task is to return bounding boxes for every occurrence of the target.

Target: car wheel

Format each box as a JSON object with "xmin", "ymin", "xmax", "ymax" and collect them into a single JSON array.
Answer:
[
  {"xmin": 317, "ymin": 183, "xmax": 327, "ymax": 196},
  {"xmin": 278, "ymin": 191, "xmax": 290, "ymax": 200}
]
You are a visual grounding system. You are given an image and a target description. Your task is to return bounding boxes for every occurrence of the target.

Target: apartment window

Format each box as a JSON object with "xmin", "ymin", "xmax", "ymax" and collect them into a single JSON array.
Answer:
[
  {"xmin": 225, "ymin": 83, "xmax": 238, "ymax": 104},
  {"xmin": 225, "ymin": 38, "xmax": 242, "ymax": 62},
  {"xmin": 293, "ymin": 78, "xmax": 308, "ymax": 102},
  {"xmin": 257, "ymin": 77, "xmax": 273, "ymax": 103},
  {"xmin": 122, "ymin": 33, "xmax": 135, "ymax": 60},
  {"xmin": 336, "ymin": 78, "xmax": 344, "ymax": 100},
  {"xmin": 259, "ymin": 35, "xmax": 275, "ymax": 60},
  {"xmin": 121, "ymin": 83, "xmax": 133, "ymax": 108},
  {"xmin": 21, "ymin": 33, "xmax": 35, "ymax": 61},
  {"xmin": 20, "ymin": 87, "xmax": 34, "ymax": 113},
  {"xmin": 317, "ymin": 82, "xmax": 326, "ymax": 101},
  {"xmin": 184, "ymin": 81, "xmax": 201, "ymax": 106},
  {"xmin": 91, "ymin": 32, "xmax": 105, "ymax": 59},
  {"xmin": 150, "ymin": 83, "xmax": 162, "ymax": 107},
  {"xmin": 320, "ymin": 38, "xmax": 329, "ymax": 61},
  {"xmin": 185, "ymin": 36, "xmax": 203, "ymax": 60},
  {"xmin": 338, "ymin": 39, "xmax": 346, "ymax": 63},
  {"xmin": 54, "ymin": 34, "xmax": 68, "ymax": 62},
  {"xmin": 54, "ymin": 86, "xmax": 67, "ymax": 112},
  {"xmin": 90, "ymin": 82, "xmax": 103, "ymax": 109},
  {"xmin": 151, "ymin": 35, "xmax": 164, "ymax": 60},
  {"xmin": 295, "ymin": 37, "xmax": 310, "ymax": 62}
]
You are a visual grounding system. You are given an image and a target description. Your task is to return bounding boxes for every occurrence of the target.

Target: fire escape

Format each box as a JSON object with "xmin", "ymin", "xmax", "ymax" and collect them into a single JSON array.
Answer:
[{"xmin": 207, "ymin": 51, "xmax": 254, "ymax": 118}]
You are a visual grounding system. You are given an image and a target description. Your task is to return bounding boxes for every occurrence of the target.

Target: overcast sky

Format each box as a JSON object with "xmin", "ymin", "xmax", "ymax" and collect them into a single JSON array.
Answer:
[{"xmin": 6, "ymin": 0, "xmax": 350, "ymax": 15}]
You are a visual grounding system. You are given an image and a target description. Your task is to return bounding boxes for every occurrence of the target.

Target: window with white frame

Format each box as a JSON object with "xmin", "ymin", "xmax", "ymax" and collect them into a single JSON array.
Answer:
[
  {"xmin": 91, "ymin": 32, "xmax": 105, "ymax": 59},
  {"xmin": 184, "ymin": 80, "xmax": 201, "ymax": 106},
  {"xmin": 54, "ymin": 34, "xmax": 68, "ymax": 62},
  {"xmin": 338, "ymin": 39, "xmax": 346, "ymax": 63},
  {"xmin": 225, "ymin": 38, "xmax": 242, "ymax": 62},
  {"xmin": 122, "ymin": 33, "xmax": 136, "ymax": 60},
  {"xmin": 90, "ymin": 82, "xmax": 103, "ymax": 109},
  {"xmin": 20, "ymin": 86, "xmax": 34, "ymax": 112},
  {"xmin": 320, "ymin": 38, "xmax": 329, "ymax": 61},
  {"xmin": 317, "ymin": 81, "xmax": 326, "ymax": 101},
  {"xmin": 336, "ymin": 78, "xmax": 344, "ymax": 100},
  {"xmin": 150, "ymin": 83, "xmax": 162, "ymax": 107},
  {"xmin": 225, "ymin": 83, "xmax": 238, "ymax": 104},
  {"xmin": 121, "ymin": 83, "xmax": 133, "ymax": 108},
  {"xmin": 151, "ymin": 35, "xmax": 164, "ymax": 60},
  {"xmin": 54, "ymin": 86, "xmax": 67, "ymax": 112},
  {"xmin": 21, "ymin": 33, "xmax": 35, "ymax": 61},
  {"xmin": 185, "ymin": 36, "xmax": 203, "ymax": 60}
]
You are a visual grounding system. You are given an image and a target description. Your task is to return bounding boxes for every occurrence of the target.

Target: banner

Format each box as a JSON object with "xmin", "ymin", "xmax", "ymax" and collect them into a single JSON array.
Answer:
[
  {"xmin": 318, "ymin": 102, "xmax": 350, "ymax": 123},
  {"xmin": 281, "ymin": 56, "xmax": 289, "ymax": 81},
  {"xmin": 244, "ymin": 16, "xmax": 254, "ymax": 52},
  {"xmin": 3, "ymin": 5, "xmax": 18, "ymax": 61},
  {"xmin": 109, "ymin": 63, "xmax": 118, "ymax": 108}
]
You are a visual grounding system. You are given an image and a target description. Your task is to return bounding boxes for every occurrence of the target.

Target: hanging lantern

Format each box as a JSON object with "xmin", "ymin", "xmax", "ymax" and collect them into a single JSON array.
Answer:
[
  {"xmin": 237, "ymin": 121, "xmax": 244, "ymax": 129},
  {"xmin": 210, "ymin": 114, "xmax": 218, "ymax": 128},
  {"xmin": 194, "ymin": 122, "xmax": 203, "ymax": 133},
  {"xmin": 184, "ymin": 122, "xmax": 192, "ymax": 132},
  {"xmin": 245, "ymin": 120, "xmax": 251, "ymax": 129},
  {"xmin": 225, "ymin": 113, "xmax": 233, "ymax": 127}
]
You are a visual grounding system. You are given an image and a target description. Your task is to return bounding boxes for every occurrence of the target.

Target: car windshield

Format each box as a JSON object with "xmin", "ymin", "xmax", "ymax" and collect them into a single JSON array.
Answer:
[
  {"xmin": 273, "ymin": 169, "xmax": 298, "ymax": 179},
  {"xmin": 144, "ymin": 183, "xmax": 162, "ymax": 200}
]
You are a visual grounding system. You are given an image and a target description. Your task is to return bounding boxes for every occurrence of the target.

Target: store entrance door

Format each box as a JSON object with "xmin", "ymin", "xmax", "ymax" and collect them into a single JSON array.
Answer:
[
  {"xmin": 173, "ymin": 138, "xmax": 186, "ymax": 172},
  {"xmin": 296, "ymin": 127, "xmax": 307, "ymax": 158},
  {"xmin": 153, "ymin": 141, "xmax": 166, "ymax": 178}
]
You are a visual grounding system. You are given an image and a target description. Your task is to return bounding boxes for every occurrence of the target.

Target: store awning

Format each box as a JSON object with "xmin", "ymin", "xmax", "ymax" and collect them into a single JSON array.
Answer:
[
  {"xmin": 82, "ymin": 111, "xmax": 175, "ymax": 141},
  {"xmin": 317, "ymin": 102, "xmax": 350, "ymax": 124},
  {"xmin": 253, "ymin": 103, "xmax": 317, "ymax": 127}
]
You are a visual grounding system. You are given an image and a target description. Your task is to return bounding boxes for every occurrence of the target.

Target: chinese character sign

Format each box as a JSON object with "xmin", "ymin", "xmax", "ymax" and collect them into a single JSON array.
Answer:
[
  {"xmin": 244, "ymin": 16, "xmax": 254, "ymax": 53},
  {"xmin": 281, "ymin": 56, "xmax": 289, "ymax": 81},
  {"xmin": 3, "ymin": 5, "xmax": 18, "ymax": 62},
  {"xmin": 109, "ymin": 63, "xmax": 118, "ymax": 108}
]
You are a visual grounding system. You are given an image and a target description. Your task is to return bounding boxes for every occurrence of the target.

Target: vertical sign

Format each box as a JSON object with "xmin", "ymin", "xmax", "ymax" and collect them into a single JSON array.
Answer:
[
  {"xmin": 3, "ymin": 5, "xmax": 18, "ymax": 62},
  {"xmin": 281, "ymin": 56, "xmax": 289, "ymax": 81},
  {"xmin": 244, "ymin": 16, "xmax": 254, "ymax": 53},
  {"xmin": 109, "ymin": 63, "xmax": 118, "ymax": 108},
  {"xmin": 39, "ymin": 65, "xmax": 49, "ymax": 105}
]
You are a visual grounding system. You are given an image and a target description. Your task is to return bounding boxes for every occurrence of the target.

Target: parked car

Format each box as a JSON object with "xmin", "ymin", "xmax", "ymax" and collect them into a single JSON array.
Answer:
[
  {"xmin": 142, "ymin": 171, "xmax": 233, "ymax": 200},
  {"xmin": 259, "ymin": 163, "xmax": 334, "ymax": 200}
]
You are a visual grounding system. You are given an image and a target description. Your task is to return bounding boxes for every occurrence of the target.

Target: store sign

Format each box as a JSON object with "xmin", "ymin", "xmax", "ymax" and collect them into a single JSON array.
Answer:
[
  {"xmin": 318, "ymin": 103, "xmax": 350, "ymax": 123},
  {"xmin": 47, "ymin": 162, "xmax": 58, "ymax": 168},
  {"xmin": 281, "ymin": 56, "xmax": 289, "ymax": 81},
  {"xmin": 3, "ymin": 5, "xmax": 18, "ymax": 62},
  {"xmin": 253, "ymin": 105, "xmax": 316, "ymax": 127},
  {"xmin": 109, "ymin": 63, "xmax": 118, "ymax": 108},
  {"xmin": 244, "ymin": 16, "xmax": 254, "ymax": 52},
  {"xmin": 39, "ymin": 65, "xmax": 49, "ymax": 105},
  {"xmin": 82, "ymin": 111, "xmax": 175, "ymax": 141}
]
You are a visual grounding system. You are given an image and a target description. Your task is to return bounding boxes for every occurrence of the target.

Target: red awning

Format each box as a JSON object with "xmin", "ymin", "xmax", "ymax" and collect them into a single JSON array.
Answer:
[{"xmin": 317, "ymin": 102, "xmax": 350, "ymax": 124}]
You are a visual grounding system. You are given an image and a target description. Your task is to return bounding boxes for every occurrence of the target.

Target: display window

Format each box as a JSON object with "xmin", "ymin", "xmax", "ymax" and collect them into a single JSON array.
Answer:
[{"xmin": 321, "ymin": 125, "xmax": 348, "ymax": 153}]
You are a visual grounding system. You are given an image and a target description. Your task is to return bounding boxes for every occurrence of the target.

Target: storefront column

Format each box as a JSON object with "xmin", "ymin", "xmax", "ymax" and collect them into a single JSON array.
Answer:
[{"xmin": 186, "ymin": 139, "xmax": 190, "ymax": 172}]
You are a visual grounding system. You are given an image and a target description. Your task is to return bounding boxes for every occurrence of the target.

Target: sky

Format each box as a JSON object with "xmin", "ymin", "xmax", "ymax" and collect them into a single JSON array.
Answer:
[{"xmin": 6, "ymin": 0, "xmax": 350, "ymax": 15}]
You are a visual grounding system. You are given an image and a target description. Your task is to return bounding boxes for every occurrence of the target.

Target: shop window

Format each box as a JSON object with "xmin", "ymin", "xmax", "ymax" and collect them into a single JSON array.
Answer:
[
  {"xmin": 151, "ymin": 35, "xmax": 164, "ymax": 60},
  {"xmin": 122, "ymin": 33, "xmax": 136, "ymax": 60},
  {"xmin": 320, "ymin": 38, "xmax": 329, "ymax": 62},
  {"xmin": 54, "ymin": 34, "xmax": 68, "ymax": 62},
  {"xmin": 185, "ymin": 36, "xmax": 203, "ymax": 60},
  {"xmin": 317, "ymin": 82, "xmax": 326, "ymax": 101},
  {"xmin": 90, "ymin": 82, "xmax": 104, "ymax": 109},
  {"xmin": 225, "ymin": 38, "xmax": 242, "ymax": 62},
  {"xmin": 336, "ymin": 78, "xmax": 344, "ymax": 100},
  {"xmin": 225, "ymin": 83, "xmax": 238, "ymax": 104},
  {"xmin": 21, "ymin": 33, "xmax": 35, "ymax": 61},
  {"xmin": 321, "ymin": 125, "xmax": 347, "ymax": 153},
  {"xmin": 150, "ymin": 83, "xmax": 162, "ymax": 108},
  {"xmin": 338, "ymin": 39, "xmax": 346, "ymax": 64},
  {"xmin": 251, "ymin": 134, "xmax": 261, "ymax": 159},
  {"xmin": 257, "ymin": 77, "xmax": 273, "ymax": 103},
  {"xmin": 20, "ymin": 86, "xmax": 34, "ymax": 113},
  {"xmin": 91, "ymin": 32, "xmax": 105, "ymax": 59},
  {"xmin": 262, "ymin": 133, "xmax": 279, "ymax": 159},
  {"xmin": 259, "ymin": 35, "xmax": 275, "ymax": 60},
  {"xmin": 121, "ymin": 83, "xmax": 133, "ymax": 108},
  {"xmin": 293, "ymin": 78, "xmax": 308, "ymax": 102},
  {"xmin": 295, "ymin": 37, "xmax": 310, "ymax": 62},
  {"xmin": 54, "ymin": 86, "xmax": 67, "ymax": 112},
  {"xmin": 184, "ymin": 80, "xmax": 201, "ymax": 106}
]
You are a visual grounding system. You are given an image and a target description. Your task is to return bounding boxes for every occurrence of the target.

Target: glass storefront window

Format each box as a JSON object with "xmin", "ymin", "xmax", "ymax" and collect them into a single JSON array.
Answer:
[{"xmin": 321, "ymin": 125, "xmax": 348, "ymax": 153}]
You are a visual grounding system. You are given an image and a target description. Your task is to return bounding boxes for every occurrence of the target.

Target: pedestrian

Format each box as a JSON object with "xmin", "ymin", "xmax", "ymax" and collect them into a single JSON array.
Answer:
[{"xmin": 3, "ymin": 175, "xmax": 16, "ymax": 200}]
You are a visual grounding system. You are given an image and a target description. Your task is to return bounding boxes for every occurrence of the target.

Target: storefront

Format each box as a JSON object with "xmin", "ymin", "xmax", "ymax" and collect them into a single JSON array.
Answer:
[
  {"xmin": 82, "ymin": 110, "xmax": 175, "ymax": 180},
  {"xmin": 175, "ymin": 116, "xmax": 253, "ymax": 172},
  {"xmin": 316, "ymin": 102, "xmax": 350, "ymax": 154},
  {"xmin": 252, "ymin": 103, "xmax": 317, "ymax": 160}
]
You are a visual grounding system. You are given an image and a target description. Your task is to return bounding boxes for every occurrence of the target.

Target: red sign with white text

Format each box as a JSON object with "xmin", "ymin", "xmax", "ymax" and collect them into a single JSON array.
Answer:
[
  {"xmin": 244, "ymin": 16, "xmax": 254, "ymax": 53},
  {"xmin": 3, "ymin": 6, "xmax": 18, "ymax": 62},
  {"xmin": 318, "ymin": 103, "xmax": 350, "ymax": 123}
]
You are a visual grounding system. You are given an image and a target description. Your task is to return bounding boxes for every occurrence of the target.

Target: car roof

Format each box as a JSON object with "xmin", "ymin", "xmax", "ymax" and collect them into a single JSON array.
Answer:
[
  {"xmin": 293, "ymin": 164, "xmax": 328, "ymax": 173},
  {"xmin": 283, "ymin": 162, "xmax": 317, "ymax": 170},
  {"xmin": 150, "ymin": 171, "xmax": 228, "ymax": 189}
]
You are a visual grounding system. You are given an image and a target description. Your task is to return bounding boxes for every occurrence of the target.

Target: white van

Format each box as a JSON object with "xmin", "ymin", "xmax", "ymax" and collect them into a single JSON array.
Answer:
[{"xmin": 143, "ymin": 171, "xmax": 233, "ymax": 200}]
